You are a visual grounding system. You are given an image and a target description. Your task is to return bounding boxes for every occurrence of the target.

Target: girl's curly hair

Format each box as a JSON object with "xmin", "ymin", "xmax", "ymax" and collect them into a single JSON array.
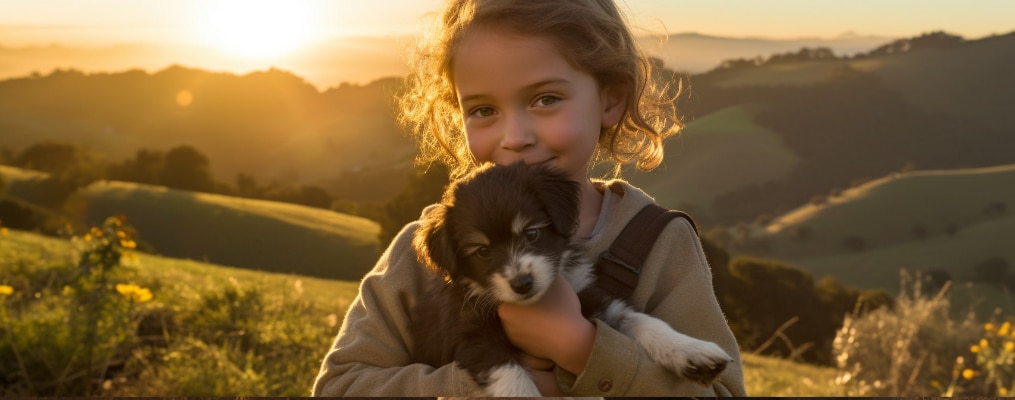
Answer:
[{"xmin": 398, "ymin": 0, "xmax": 683, "ymax": 179}]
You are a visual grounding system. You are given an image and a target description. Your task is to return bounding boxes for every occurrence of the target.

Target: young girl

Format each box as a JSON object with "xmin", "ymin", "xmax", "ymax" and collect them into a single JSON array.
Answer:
[{"xmin": 312, "ymin": 0, "xmax": 745, "ymax": 396}]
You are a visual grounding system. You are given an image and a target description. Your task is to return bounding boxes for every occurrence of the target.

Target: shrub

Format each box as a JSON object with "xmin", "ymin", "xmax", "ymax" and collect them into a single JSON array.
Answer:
[
  {"xmin": 971, "ymin": 257, "xmax": 1009, "ymax": 284},
  {"xmin": 833, "ymin": 270, "xmax": 982, "ymax": 396},
  {"xmin": 843, "ymin": 235, "xmax": 866, "ymax": 252},
  {"xmin": 790, "ymin": 225, "xmax": 813, "ymax": 241}
]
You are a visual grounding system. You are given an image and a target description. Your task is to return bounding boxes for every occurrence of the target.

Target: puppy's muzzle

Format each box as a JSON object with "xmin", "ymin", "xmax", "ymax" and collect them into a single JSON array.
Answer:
[{"xmin": 509, "ymin": 274, "xmax": 534, "ymax": 295}]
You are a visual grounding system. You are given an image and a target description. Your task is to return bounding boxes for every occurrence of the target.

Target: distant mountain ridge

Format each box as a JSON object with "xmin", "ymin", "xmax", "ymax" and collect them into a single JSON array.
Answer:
[
  {"xmin": 0, "ymin": 65, "xmax": 416, "ymax": 202},
  {"xmin": 0, "ymin": 32, "xmax": 896, "ymax": 88}
]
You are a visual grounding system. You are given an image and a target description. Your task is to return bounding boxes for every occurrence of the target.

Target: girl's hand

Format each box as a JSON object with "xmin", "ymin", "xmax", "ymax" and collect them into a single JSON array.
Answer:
[{"xmin": 498, "ymin": 275, "xmax": 596, "ymax": 376}]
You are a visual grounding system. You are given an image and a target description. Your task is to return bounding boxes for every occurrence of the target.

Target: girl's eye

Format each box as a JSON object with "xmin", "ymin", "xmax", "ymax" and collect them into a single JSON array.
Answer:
[
  {"xmin": 469, "ymin": 106, "xmax": 496, "ymax": 118},
  {"xmin": 534, "ymin": 95, "xmax": 560, "ymax": 107},
  {"xmin": 524, "ymin": 228, "xmax": 540, "ymax": 242}
]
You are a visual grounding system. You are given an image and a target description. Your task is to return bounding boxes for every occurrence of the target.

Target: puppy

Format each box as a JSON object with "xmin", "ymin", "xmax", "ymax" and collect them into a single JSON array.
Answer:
[{"xmin": 410, "ymin": 161, "xmax": 730, "ymax": 396}]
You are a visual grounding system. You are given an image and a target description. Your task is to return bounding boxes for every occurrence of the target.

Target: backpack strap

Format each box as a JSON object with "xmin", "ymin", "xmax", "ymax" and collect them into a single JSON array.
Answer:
[{"xmin": 594, "ymin": 203, "xmax": 697, "ymax": 300}]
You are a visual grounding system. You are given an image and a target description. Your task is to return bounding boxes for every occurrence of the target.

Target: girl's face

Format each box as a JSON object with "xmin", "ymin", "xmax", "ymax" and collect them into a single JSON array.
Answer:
[{"xmin": 452, "ymin": 27, "xmax": 625, "ymax": 182}]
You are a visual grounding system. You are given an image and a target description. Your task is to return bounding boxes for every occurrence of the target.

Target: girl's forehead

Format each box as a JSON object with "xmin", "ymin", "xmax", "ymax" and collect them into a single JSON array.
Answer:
[
  {"xmin": 453, "ymin": 26, "xmax": 585, "ymax": 77},
  {"xmin": 453, "ymin": 28, "xmax": 578, "ymax": 89}
]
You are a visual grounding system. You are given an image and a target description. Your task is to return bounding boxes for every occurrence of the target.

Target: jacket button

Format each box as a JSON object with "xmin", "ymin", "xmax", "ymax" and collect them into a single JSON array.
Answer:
[{"xmin": 597, "ymin": 378, "xmax": 613, "ymax": 392}]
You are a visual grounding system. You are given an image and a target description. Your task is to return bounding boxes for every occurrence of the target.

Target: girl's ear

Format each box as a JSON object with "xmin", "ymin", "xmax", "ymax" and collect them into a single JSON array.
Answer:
[{"xmin": 600, "ymin": 84, "xmax": 627, "ymax": 127}]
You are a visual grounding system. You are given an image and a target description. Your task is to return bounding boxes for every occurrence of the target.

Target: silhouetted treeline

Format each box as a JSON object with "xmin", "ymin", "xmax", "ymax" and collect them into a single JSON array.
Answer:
[
  {"xmin": 709, "ymin": 31, "xmax": 968, "ymax": 74},
  {"xmin": 3, "ymin": 141, "xmax": 343, "ymax": 211}
]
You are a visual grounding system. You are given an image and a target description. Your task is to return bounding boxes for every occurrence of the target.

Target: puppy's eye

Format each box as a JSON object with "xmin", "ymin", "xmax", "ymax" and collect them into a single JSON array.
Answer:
[
  {"xmin": 524, "ymin": 227, "xmax": 540, "ymax": 243},
  {"xmin": 472, "ymin": 246, "xmax": 491, "ymax": 260}
]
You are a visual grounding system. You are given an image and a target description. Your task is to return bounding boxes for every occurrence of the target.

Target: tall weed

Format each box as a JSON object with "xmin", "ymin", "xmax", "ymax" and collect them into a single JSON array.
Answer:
[{"xmin": 832, "ymin": 270, "xmax": 982, "ymax": 396}]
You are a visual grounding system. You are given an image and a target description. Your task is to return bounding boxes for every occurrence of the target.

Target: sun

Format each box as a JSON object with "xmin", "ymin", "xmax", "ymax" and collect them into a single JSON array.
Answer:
[{"xmin": 197, "ymin": 0, "xmax": 317, "ymax": 59}]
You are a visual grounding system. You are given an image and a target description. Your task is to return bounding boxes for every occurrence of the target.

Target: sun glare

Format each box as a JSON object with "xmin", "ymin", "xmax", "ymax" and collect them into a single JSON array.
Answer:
[{"xmin": 197, "ymin": 0, "xmax": 317, "ymax": 59}]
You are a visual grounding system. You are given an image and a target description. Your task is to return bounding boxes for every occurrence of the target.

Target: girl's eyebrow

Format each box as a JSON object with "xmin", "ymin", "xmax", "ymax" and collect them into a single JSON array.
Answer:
[{"xmin": 459, "ymin": 78, "xmax": 572, "ymax": 104}]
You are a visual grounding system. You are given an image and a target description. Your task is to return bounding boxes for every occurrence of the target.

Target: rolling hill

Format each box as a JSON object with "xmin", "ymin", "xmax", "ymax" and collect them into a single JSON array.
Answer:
[
  {"xmin": 627, "ymin": 105, "xmax": 798, "ymax": 219},
  {"xmin": 1, "ymin": 164, "xmax": 381, "ymax": 281},
  {"xmin": 738, "ymin": 163, "xmax": 1015, "ymax": 314}
]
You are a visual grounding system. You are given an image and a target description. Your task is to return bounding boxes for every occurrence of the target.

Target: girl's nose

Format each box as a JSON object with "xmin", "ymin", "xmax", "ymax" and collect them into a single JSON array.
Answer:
[{"xmin": 500, "ymin": 112, "xmax": 535, "ymax": 151}]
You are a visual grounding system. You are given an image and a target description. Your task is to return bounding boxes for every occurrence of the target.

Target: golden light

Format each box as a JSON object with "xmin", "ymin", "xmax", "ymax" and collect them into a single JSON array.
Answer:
[
  {"xmin": 176, "ymin": 90, "xmax": 193, "ymax": 107},
  {"xmin": 197, "ymin": 0, "xmax": 317, "ymax": 59}
]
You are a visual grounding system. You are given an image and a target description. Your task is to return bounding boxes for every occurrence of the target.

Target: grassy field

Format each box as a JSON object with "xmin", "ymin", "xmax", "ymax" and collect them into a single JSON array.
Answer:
[
  {"xmin": 742, "ymin": 352, "xmax": 840, "ymax": 396},
  {"xmin": 0, "ymin": 227, "xmax": 359, "ymax": 396},
  {"xmin": 628, "ymin": 105, "xmax": 799, "ymax": 223},
  {"xmin": 1, "ymin": 227, "xmax": 844, "ymax": 396}
]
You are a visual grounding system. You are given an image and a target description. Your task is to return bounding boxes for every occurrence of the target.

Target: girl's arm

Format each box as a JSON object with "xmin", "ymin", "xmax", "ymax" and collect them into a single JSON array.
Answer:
[{"xmin": 311, "ymin": 222, "xmax": 484, "ymax": 397}]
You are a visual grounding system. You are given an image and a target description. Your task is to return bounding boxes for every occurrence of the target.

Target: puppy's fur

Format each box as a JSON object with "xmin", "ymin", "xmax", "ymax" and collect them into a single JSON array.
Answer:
[{"xmin": 410, "ymin": 162, "xmax": 730, "ymax": 396}]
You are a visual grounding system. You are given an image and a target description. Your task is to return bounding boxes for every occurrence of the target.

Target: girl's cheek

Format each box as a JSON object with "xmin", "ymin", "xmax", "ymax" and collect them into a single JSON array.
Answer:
[{"xmin": 466, "ymin": 131, "xmax": 494, "ymax": 163}]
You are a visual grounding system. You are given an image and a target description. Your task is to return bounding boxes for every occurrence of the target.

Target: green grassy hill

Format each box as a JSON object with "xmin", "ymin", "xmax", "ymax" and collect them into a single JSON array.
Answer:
[
  {"xmin": 1, "ymin": 165, "xmax": 381, "ymax": 281},
  {"xmin": 629, "ymin": 105, "xmax": 798, "ymax": 224},
  {"xmin": 0, "ymin": 227, "xmax": 361, "ymax": 310},
  {"xmin": 0, "ymin": 227, "xmax": 359, "ymax": 396},
  {"xmin": 740, "ymin": 164, "xmax": 1015, "ymax": 313}
]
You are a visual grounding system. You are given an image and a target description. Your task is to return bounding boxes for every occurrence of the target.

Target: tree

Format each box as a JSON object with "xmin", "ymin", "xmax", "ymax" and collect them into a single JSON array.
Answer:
[
  {"xmin": 159, "ymin": 145, "xmax": 214, "ymax": 193},
  {"xmin": 376, "ymin": 164, "xmax": 450, "ymax": 244},
  {"xmin": 14, "ymin": 141, "xmax": 106, "ymax": 206},
  {"xmin": 108, "ymin": 149, "xmax": 165, "ymax": 185}
]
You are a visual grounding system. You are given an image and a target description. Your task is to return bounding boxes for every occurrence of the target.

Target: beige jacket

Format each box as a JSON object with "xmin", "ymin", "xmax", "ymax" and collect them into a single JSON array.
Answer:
[{"xmin": 312, "ymin": 180, "xmax": 747, "ymax": 396}]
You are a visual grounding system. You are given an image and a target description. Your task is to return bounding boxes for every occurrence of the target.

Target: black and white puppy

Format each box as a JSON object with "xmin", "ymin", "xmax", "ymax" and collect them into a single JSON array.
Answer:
[{"xmin": 410, "ymin": 161, "xmax": 730, "ymax": 396}]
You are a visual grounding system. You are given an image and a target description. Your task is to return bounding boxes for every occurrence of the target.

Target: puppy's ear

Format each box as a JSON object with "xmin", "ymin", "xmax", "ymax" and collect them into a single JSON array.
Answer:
[
  {"xmin": 527, "ymin": 166, "xmax": 581, "ymax": 236},
  {"xmin": 413, "ymin": 205, "xmax": 456, "ymax": 280}
]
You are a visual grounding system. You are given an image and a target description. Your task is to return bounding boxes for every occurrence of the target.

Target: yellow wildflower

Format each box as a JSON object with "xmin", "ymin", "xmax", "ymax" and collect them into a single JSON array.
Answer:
[
  {"xmin": 1005, "ymin": 341, "xmax": 1014, "ymax": 352},
  {"xmin": 1000, "ymin": 387, "xmax": 1009, "ymax": 396},
  {"xmin": 115, "ymin": 283, "xmax": 153, "ymax": 302},
  {"xmin": 962, "ymin": 368, "xmax": 976, "ymax": 380},
  {"xmin": 120, "ymin": 239, "xmax": 137, "ymax": 249},
  {"xmin": 63, "ymin": 285, "xmax": 73, "ymax": 296},
  {"xmin": 930, "ymin": 380, "xmax": 941, "ymax": 389},
  {"xmin": 981, "ymin": 338, "xmax": 989, "ymax": 349},
  {"xmin": 0, "ymin": 285, "xmax": 13, "ymax": 296},
  {"xmin": 83, "ymin": 234, "xmax": 93, "ymax": 242},
  {"xmin": 132, "ymin": 288, "xmax": 153, "ymax": 302},
  {"xmin": 1, "ymin": 227, "xmax": 8, "ymax": 237},
  {"xmin": 971, "ymin": 344, "xmax": 981, "ymax": 353},
  {"xmin": 1000, "ymin": 321, "xmax": 1012, "ymax": 336},
  {"xmin": 117, "ymin": 230, "xmax": 127, "ymax": 239}
]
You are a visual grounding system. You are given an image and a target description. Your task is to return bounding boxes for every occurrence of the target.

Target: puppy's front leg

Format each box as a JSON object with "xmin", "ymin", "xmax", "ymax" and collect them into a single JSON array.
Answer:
[
  {"xmin": 455, "ymin": 331, "xmax": 542, "ymax": 396},
  {"xmin": 479, "ymin": 362, "xmax": 542, "ymax": 396},
  {"xmin": 602, "ymin": 300, "xmax": 731, "ymax": 385}
]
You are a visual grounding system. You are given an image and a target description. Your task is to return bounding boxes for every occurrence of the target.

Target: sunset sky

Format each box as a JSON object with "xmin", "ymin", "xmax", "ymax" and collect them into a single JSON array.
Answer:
[
  {"xmin": 3, "ymin": 0, "xmax": 1011, "ymax": 47},
  {"xmin": 0, "ymin": 0, "xmax": 1011, "ymax": 87}
]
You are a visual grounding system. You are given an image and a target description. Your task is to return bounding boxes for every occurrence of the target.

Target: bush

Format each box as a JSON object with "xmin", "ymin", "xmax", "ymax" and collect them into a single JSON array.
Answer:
[
  {"xmin": 843, "ymin": 235, "xmax": 866, "ymax": 252},
  {"xmin": 725, "ymin": 257, "xmax": 835, "ymax": 365},
  {"xmin": 833, "ymin": 270, "xmax": 982, "ymax": 396},
  {"xmin": 971, "ymin": 257, "xmax": 1009, "ymax": 284}
]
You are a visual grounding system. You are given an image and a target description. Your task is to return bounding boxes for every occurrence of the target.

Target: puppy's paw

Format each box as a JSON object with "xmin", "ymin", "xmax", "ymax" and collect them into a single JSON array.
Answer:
[
  {"xmin": 626, "ymin": 313, "xmax": 731, "ymax": 385},
  {"xmin": 676, "ymin": 338, "xmax": 731, "ymax": 385}
]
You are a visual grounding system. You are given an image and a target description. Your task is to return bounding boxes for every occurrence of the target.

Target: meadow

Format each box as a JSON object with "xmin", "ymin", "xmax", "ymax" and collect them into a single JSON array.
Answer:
[{"xmin": 3, "ymin": 225, "xmax": 1013, "ymax": 396}]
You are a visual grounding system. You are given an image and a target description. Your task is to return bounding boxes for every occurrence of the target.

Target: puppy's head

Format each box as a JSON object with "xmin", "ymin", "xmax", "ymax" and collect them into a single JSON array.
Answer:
[{"xmin": 413, "ymin": 162, "xmax": 581, "ymax": 305}]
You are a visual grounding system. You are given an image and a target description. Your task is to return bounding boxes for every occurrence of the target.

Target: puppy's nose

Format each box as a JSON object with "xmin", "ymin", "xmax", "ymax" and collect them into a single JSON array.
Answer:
[{"xmin": 509, "ymin": 275, "xmax": 534, "ymax": 294}]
